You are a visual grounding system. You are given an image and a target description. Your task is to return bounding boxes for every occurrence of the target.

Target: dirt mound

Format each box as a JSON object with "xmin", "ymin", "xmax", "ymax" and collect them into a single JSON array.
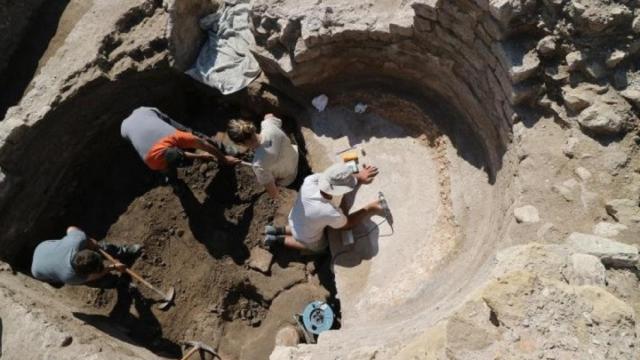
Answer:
[{"xmin": 37, "ymin": 105, "xmax": 333, "ymax": 359}]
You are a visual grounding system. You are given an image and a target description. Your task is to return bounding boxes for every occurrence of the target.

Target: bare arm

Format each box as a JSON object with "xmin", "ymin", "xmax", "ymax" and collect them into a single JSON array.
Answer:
[
  {"xmin": 84, "ymin": 263, "xmax": 125, "ymax": 283},
  {"xmin": 193, "ymin": 138, "xmax": 240, "ymax": 166},
  {"xmin": 339, "ymin": 201, "xmax": 382, "ymax": 230},
  {"xmin": 265, "ymin": 181, "xmax": 279, "ymax": 199},
  {"xmin": 183, "ymin": 151, "xmax": 215, "ymax": 161}
]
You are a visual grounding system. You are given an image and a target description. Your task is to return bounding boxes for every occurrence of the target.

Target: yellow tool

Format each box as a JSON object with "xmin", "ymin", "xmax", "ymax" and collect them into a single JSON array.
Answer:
[{"xmin": 340, "ymin": 150, "xmax": 359, "ymax": 162}]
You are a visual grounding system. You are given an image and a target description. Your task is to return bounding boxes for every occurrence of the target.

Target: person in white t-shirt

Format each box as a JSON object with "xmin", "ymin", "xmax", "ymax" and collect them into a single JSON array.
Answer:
[
  {"xmin": 264, "ymin": 162, "xmax": 383, "ymax": 253},
  {"xmin": 227, "ymin": 114, "xmax": 299, "ymax": 198}
]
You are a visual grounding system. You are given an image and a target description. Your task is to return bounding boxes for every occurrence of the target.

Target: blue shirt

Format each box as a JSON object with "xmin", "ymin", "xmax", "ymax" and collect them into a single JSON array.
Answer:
[{"xmin": 31, "ymin": 229, "xmax": 89, "ymax": 285}]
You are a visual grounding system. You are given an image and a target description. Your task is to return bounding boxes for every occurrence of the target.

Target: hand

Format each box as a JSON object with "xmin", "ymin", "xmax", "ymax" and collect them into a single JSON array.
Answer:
[
  {"xmin": 110, "ymin": 262, "xmax": 127, "ymax": 273},
  {"xmin": 202, "ymin": 153, "xmax": 216, "ymax": 161},
  {"xmin": 223, "ymin": 155, "xmax": 241, "ymax": 166},
  {"xmin": 356, "ymin": 164, "xmax": 379, "ymax": 184}
]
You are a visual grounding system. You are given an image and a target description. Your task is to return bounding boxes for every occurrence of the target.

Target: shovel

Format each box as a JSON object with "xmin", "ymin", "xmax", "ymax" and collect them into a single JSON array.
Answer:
[{"xmin": 98, "ymin": 248, "xmax": 176, "ymax": 310}]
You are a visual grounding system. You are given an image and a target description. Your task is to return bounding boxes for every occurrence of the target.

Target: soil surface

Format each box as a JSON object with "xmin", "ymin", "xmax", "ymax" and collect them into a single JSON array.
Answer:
[{"xmin": 39, "ymin": 104, "xmax": 333, "ymax": 359}]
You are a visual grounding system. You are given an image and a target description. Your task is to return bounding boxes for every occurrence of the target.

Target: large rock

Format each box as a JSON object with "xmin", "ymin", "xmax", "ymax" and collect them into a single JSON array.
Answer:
[
  {"xmin": 561, "ymin": 83, "xmax": 606, "ymax": 113},
  {"xmin": 577, "ymin": 90, "xmax": 636, "ymax": 135},
  {"xmin": 566, "ymin": 232, "xmax": 639, "ymax": 268},
  {"xmin": 536, "ymin": 35, "xmax": 556, "ymax": 56},
  {"xmin": 621, "ymin": 88, "xmax": 640, "ymax": 108},
  {"xmin": 566, "ymin": 50, "xmax": 584, "ymax": 71},
  {"xmin": 567, "ymin": 253, "xmax": 605, "ymax": 286},
  {"xmin": 447, "ymin": 271, "xmax": 637, "ymax": 359},
  {"xmin": 605, "ymin": 198, "xmax": 640, "ymax": 224},
  {"xmin": 566, "ymin": 0, "xmax": 633, "ymax": 34},
  {"xmin": 489, "ymin": 0, "xmax": 538, "ymax": 26}
]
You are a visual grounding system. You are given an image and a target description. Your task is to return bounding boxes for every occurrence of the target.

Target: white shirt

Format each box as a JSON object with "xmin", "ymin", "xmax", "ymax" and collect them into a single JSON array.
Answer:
[
  {"xmin": 288, "ymin": 174, "xmax": 348, "ymax": 244},
  {"xmin": 253, "ymin": 115, "xmax": 299, "ymax": 187}
]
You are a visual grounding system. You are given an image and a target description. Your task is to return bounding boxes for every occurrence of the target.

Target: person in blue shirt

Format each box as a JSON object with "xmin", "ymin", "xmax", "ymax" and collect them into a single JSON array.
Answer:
[{"xmin": 31, "ymin": 226, "xmax": 141, "ymax": 287}]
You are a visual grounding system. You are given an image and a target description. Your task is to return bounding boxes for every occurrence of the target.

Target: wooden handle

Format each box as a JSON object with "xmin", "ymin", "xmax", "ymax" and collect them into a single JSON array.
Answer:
[
  {"xmin": 97, "ymin": 249, "xmax": 167, "ymax": 299},
  {"xmin": 180, "ymin": 346, "xmax": 199, "ymax": 360}
]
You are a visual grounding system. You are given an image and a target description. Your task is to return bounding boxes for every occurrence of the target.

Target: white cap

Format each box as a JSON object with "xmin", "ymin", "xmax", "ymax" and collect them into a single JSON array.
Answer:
[{"xmin": 319, "ymin": 163, "xmax": 357, "ymax": 196}]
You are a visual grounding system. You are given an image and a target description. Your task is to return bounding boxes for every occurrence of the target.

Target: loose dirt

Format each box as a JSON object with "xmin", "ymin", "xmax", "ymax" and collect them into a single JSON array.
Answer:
[{"xmin": 38, "ymin": 104, "xmax": 334, "ymax": 359}]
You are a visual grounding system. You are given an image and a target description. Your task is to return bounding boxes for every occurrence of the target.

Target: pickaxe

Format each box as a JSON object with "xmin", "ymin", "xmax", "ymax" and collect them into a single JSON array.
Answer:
[
  {"xmin": 98, "ymin": 248, "xmax": 176, "ymax": 310},
  {"xmin": 181, "ymin": 341, "xmax": 219, "ymax": 360}
]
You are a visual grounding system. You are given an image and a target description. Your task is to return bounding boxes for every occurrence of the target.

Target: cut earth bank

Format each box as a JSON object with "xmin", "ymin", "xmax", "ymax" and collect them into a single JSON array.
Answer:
[{"xmin": 0, "ymin": 0, "xmax": 640, "ymax": 359}]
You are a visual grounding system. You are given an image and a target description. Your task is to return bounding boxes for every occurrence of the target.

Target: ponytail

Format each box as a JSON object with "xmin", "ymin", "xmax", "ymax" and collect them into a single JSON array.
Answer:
[{"xmin": 227, "ymin": 119, "xmax": 257, "ymax": 144}]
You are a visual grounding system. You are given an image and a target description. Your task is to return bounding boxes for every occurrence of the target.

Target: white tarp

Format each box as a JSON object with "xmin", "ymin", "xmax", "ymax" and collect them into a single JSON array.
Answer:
[{"xmin": 186, "ymin": 0, "xmax": 261, "ymax": 95}]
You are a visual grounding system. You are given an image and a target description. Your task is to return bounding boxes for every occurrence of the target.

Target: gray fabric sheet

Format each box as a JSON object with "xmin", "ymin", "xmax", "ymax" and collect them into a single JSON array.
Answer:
[{"xmin": 186, "ymin": 0, "xmax": 261, "ymax": 95}]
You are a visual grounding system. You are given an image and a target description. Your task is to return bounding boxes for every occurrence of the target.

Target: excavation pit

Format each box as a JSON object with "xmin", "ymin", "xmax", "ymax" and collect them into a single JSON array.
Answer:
[
  {"xmin": 0, "ymin": 1, "xmax": 519, "ymax": 359},
  {"xmin": 3, "ymin": 76, "xmax": 338, "ymax": 359}
]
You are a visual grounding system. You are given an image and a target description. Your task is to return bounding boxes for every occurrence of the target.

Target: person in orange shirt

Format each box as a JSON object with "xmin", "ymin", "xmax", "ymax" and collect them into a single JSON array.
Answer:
[{"xmin": 121, "ymin": 107, "xmax": 240, "ymax": 175}]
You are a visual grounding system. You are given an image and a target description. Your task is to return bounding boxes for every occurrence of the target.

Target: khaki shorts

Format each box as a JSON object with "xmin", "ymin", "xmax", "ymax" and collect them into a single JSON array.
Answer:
[{"xmin": 300, "ymin": 236, "xmax": 328, "ymax": 253}]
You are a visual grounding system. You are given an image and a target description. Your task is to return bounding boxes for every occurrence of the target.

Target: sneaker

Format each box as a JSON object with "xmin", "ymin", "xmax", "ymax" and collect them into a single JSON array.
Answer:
[
  {"xmin": 264, "ymin": 225, "xmax": 285, "ymax": 236},
  {"xmin": 263, "ymin": 234, "xmax": 284, "ymax": 247},
  {"xmin": 120, "ymin": 244, "xmax": 143, "ymax": 257}
]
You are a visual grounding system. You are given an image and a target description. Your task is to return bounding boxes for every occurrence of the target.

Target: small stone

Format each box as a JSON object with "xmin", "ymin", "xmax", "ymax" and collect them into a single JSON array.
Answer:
[
  {"xmin": 633, "ymin": 15, "xmax": 640, "ymax": 33},
  {"xmin": 593, "ymin": 222, "xmax": 627, "ymax": 237},
  {"xmin": 306, "ymin": 261, "xmax": 316, "ymax": 274},
  {"xmin": 275, "ymin": 326, "xmax": 300, "ymax": 347},
  {"xmin": 248, "ymin": 247, "xmax": 274, "ymax": 273},
  {"xmin": 563, "ymin": 137, "xmax": 579, "ymax": 158},
  {"xmin": 199, "ymin": 163, "xmax": 208, "ymax": 174},
  {"xmin": 583, "ymin": 61, "xmax": 606, "ymax": 80},
  {"xmin": 575, "ymin": 167, "xmax": 592, "ymax": 181},
  {"xmin": 605, "ymin": 199, "xmax": 640, "ymax": 224},
  {"xmin": 605, "ymin": 50, "xmax": 626, "ymax": 68},
  {"xmin": 514, "ymin": 205, "xmax": 540, "ymax": 223},
  {"xmin": 552, "ymin": 184, "xmax": 574, "ymax": 201},
  {"xmin": 566, "ymin": 51, "xmax": 583, "ymax": 71},
  {"xmin": 60, "ymin": 335, "xmax": 73, "ymax": 347},
  {"xmin": 536, "ymin": 35, "xmax": 556, "ymax": 56}
]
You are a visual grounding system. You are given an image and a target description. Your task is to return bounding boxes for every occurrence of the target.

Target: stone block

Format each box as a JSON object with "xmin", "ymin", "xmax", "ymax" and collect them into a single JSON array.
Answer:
[
  {"xmin": 568, "ymin": 253, "xmax": 606, "ymax": 286},
  {"xmin": 605, "ymin": 49, "xmax": 626, "ymax": 68},
  {"xmin": 248, "ymin": 247, "xmax": 274, "ymax": 273},
  {"xmin": 565, "ymin": 51, "xmax": 584, "ymax": 71},
  {"xmin": 566, "ymin": 232, "xmax": 639, "ymax": 268},
  {"xmin": 275, "ymin": 326, "xmax": 300, "ymax": 347}
]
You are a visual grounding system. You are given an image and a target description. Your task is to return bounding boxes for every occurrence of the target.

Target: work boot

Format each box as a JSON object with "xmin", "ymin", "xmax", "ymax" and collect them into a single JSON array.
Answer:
[
  {"xmin": 263, "ymin": 234, "xmax": 285, "ymax": 247},
  {"xmin": 264, "ymin": 225, "xmax": 286, "ymax": 236},
  {"xmin": 100, "ymin": 242, "xmax": 143, "ymax": 260}
]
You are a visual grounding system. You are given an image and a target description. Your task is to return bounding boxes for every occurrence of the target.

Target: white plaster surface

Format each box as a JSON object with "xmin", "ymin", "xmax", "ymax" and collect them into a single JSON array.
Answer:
[{"xmin": 305, "ymin": 107, "xmax": 452, "ymax": 327}]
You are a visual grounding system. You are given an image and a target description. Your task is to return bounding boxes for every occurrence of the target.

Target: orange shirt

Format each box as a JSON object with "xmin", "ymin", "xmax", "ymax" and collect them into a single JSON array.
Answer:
[{"xmin": 144, "ymin": 131, "xmax": 200, "ymax": 171}]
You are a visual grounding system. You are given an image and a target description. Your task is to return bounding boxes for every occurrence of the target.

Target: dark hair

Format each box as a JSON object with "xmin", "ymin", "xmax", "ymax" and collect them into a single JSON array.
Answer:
[
  {"xmin": 164, "ymin": 147, "xmax": 185, "ymax": 168},
  {"xmin": 227, "ymin": 119, "xmax": 256, "ymax": 144},
  {"xmin": 72, "ymin": 250, "xmax": 104, "ymax": 275}
]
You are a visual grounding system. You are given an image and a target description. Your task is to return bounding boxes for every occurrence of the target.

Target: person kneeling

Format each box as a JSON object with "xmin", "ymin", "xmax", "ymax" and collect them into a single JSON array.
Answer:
[
  {"xmin": 31, "ymin": 226, "xmax": 141, "ymax": 288},
  {"xmin": 265, "ymin": 163, "xmax": 382, "ymax": 253}
]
